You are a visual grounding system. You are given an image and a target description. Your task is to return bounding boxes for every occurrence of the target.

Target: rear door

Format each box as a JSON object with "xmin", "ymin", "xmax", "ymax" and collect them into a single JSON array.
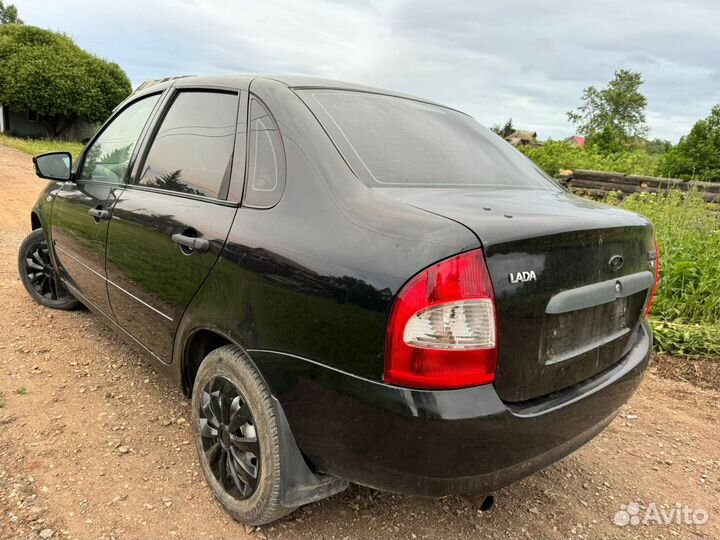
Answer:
[
  {"xmin": 105, "ymin": 88, "xmax": 246, "ymax": 362},
  {"xmin": 51, "ymin": 93, "xmax": 162, "ymax": 316}
]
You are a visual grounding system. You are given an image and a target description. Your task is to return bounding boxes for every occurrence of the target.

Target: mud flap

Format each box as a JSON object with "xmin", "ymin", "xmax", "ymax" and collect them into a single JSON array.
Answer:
[{"xmin": 271, "ymin": 396, "xmax": 349, "ymax": 508}]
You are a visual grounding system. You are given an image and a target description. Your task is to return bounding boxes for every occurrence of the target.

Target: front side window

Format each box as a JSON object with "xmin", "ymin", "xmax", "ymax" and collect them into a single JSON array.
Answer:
[
  {"xmin": 243, "ymin": 98, "xmax": 285, "ymax": 208},
  {"xmin": 80, "ymin": 94, "xmax": 160, "ymax": 183},
  {"xmin": 138, "ymin": 91, "xmax": 238, "ymax": 199},
  {"xmin": 299, "ymin": 90, "xmax": 553, "ymax": 189}
]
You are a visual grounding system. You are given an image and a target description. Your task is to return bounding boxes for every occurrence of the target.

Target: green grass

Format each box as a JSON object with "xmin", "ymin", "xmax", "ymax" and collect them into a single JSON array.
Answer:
[
  {"xmin": 603, "ymin": 190, "xmax": 720, "ymax": 357},
  {"xmin": 15, "ymin": 387, "xmax": 27, "ymax": 395},
  {"xmin": 652, "ymin": 321, "xmax": 720, "ymax": 358},
  {"xmin": 520, "ymin": 140, "xmax": 662, "ymax": 177},
  {"xmin": 0, "ymin": 133, "xmax": 84, "ymax": 158},
  {"xmin": 519, "ymin": 141, "xmax": 720, "ymax": 358}
]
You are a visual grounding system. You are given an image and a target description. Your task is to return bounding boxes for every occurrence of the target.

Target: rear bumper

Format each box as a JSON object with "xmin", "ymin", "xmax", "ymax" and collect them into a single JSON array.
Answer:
[{"xmin": 252, "ymin": 321, "xmax": 652, "ymax": 497}]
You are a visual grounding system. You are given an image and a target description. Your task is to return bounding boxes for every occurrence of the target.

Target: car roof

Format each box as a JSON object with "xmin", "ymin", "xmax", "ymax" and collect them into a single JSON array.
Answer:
[{"xmin": 131, "ymin": 74, "xmax": 454, "ymax": 112}]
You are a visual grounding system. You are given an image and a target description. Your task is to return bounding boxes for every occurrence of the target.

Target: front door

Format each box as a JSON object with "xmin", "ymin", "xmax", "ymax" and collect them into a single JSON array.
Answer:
[
  {"xmin": 51, "ymin": 93, "xmax": 162, "ymax": 315},
  {"xmin": 105, "ymin": 89, "xmax": 243, "ymax": 361}
]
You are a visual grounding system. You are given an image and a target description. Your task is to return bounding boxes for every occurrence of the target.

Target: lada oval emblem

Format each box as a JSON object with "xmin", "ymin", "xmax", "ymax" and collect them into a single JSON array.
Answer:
[{"xmin": 609, "ymin": 255, "xmax": 624, "ymax": 272}]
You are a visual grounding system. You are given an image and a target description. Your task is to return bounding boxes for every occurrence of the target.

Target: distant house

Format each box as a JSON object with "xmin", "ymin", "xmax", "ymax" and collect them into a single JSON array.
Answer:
[
  {"xmin": 0, "ymin": 104, "xmax": 95, "ymax": 141},
  {"xmin": 505, "ymin": 129, "xmax": 542, "ymax": 147},
  {"xmin": 566, "ymin": 135, "xmax": 586, "ymax": 147}
]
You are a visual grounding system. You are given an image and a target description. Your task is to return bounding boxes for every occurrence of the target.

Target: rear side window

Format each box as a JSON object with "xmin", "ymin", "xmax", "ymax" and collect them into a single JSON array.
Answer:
[
  {"xmin": 299, "ymin": 90, "xmax": 552, "ymax": 189},
  {"xmin": 138, "ymin": 91, "xmax": 238, "ymax": 198},
  {"xmin": 243, "ymin": 98, "xmax": 285, "ymax": 208}
]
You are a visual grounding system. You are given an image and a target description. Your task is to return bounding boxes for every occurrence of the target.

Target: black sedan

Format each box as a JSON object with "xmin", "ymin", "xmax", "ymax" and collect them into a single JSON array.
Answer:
[{"xmin": 20, "ymin": 75, "xmax": 658, "ymax": 525}]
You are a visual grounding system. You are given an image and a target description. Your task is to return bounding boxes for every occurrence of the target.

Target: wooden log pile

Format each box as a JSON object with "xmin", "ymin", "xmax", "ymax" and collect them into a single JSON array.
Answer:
[{"xmin": 557, "ymin": 169, "xmax": 720, "ymax": 203}]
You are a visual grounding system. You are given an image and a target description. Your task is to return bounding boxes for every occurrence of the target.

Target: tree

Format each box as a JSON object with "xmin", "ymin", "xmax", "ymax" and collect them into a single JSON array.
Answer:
[
  {"xmin": 656, "ymin": 104, "xmax": 720, "ymax": 181},
  {"xmin": 0, "ymin": 1, "xmax": 21, "ymax": 24},
  {"xmin": 643, "ymin": 138, "xmax": 673, "ymax": 155},
  {"xmin": 0, "ymin": 25, "xmax": 131, "ymax": 138},
  {"xmin": 149, "ymin": 169, "xmax": 203, "ymax": 195},
  {"xmin": 567, "ymin": 69, "xmax": 648, "ymax": 152},
  {"xmin": 491, "ymin": 118, "xmax": 514, "ymax": 138}
]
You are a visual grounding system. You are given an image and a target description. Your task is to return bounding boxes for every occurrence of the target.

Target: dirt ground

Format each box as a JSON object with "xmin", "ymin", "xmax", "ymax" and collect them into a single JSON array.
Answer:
[{"xmin": 0, "ymin": 143, "xmax": 718, "ymax": 540}]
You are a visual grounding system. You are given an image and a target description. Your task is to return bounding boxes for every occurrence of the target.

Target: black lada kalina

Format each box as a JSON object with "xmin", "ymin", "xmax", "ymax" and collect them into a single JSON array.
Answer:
[{"xmin": 20, "ymin": 75, "xmax": 658, "ymax": 525}]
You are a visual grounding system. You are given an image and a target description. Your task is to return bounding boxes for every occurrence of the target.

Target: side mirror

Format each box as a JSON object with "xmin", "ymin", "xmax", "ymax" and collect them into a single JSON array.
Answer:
[{"xmin": 33, "ymin": 152, "xmax": 72, "ymax": 181}]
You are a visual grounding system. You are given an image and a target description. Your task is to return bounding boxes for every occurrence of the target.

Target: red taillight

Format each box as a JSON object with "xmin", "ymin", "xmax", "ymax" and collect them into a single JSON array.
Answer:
[
  {"xmin": 644, "ymin": 238, "xmax": 660, "ymax": 319},
  {"xmin": 384, "ymin": 249, "xmax": 498, "ymax": 389}
]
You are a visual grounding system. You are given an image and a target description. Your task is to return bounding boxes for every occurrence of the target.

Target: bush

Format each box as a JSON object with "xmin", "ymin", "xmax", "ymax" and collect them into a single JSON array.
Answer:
[
  {"xmin": 520, "ymin": 140, "xmax": 660, "ymax": 177},
  {"xmin": 655, "ymin": 104, "xmax": 720, "ymax": 182},
  {"xmin": 0, "ymin": 25, "xmax": 131, "ymax": 138},
  {"xmin": 605, "ymin": 190, "xmax": 720, "ymax": 356}
]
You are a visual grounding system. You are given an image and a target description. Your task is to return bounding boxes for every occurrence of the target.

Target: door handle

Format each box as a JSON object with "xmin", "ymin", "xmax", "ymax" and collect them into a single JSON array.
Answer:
[
  {"xmin": 88, "ymin": 207, "xmax": 110, "ymax": 220},
  {"xmin": 171, "ymin": 233, "xmax": 210, "ymax": 253}
]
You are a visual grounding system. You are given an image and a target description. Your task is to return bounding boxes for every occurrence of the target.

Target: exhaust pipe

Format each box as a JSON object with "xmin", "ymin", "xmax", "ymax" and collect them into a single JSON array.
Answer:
[{"xmin": 462, "ymin": 494, "xmax": 495, "ymax": 512}]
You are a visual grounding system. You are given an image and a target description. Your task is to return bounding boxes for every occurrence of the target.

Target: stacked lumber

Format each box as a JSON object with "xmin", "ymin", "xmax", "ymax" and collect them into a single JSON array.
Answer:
[{"xmin": 557, "ymin": 169, "xmax": 720, "ymax": 203}]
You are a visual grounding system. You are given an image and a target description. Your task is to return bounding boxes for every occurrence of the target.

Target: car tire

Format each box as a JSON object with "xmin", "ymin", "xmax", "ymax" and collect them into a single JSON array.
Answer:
[
  {"xmin": 18, "ymin": 229, "xmax": 79, "ymax": 310},
  {"xmin": 191, "ymin": 345, "xmax": 295, "ymax": 526}
]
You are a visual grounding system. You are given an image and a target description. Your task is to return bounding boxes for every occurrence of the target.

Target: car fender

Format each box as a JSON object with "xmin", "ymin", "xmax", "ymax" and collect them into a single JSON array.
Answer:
[{"xmin": 172, "ymin": 319, "xmax": 348, "ymax": 506}]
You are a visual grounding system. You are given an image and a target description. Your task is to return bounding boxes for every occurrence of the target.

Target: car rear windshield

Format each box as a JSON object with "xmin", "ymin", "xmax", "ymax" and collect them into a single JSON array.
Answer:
[{"xmin": 298, "ymin": 89, "xmax": 552, "ymax": 189}]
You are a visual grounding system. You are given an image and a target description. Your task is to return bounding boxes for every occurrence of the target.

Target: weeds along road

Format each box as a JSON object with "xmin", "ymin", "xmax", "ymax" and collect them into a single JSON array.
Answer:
[{"xmin": 0, "ymin": 143, "xmax": 718, "ymax": 540}]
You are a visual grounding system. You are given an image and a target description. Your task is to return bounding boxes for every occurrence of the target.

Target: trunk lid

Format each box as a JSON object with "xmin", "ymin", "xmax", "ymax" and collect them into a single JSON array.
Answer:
[{"xmin": 378, "ymin": 187, "xmax": 656, "ymax": 402}]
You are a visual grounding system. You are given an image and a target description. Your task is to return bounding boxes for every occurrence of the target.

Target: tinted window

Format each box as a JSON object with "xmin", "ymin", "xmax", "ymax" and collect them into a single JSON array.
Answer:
[
  {"xmin": 139, "ymin": 91, "xmax": 238, "ymax": 198},
  {"xmin": 80, "ymin": 94, "xmax": 160, "ymax": 183},
  {"xmin": 244, "ymin": 98, "xmax": 285, "ymax": 208},
  {"xmin": 300, "ymin": 90, "xmax": 552, "ymax": 189}
]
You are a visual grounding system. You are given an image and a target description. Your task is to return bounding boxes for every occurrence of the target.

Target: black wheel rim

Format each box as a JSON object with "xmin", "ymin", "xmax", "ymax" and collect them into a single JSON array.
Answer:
[
  {"xmin": 199, "ymin": 376, "xmax": 260, "ymax": 500},
  {"xmin": 24, "ymin": 240, "xmax": 67, "ymax": 301}
]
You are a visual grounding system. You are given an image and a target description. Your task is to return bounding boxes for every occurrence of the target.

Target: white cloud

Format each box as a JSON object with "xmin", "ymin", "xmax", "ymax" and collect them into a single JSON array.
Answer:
[{"xmin": 14, "ymin": 0, "xmax": 720, "ymax": 141}]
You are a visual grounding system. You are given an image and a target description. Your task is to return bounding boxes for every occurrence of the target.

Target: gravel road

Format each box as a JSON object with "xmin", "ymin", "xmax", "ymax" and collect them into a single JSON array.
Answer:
[{"xmin": 0, "ymin": 144, "xmax": 718, "ymax": 540}]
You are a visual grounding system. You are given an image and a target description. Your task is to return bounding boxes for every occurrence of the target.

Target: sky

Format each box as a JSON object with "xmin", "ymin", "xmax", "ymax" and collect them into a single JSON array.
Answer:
[{"xmin": 13, "ymin": 0, "xmax": 720, "ymax": 142}]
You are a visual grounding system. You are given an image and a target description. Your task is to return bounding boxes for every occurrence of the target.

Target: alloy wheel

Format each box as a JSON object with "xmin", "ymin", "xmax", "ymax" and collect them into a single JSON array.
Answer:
[
  {"xmin": 198, "ymin": 376, "xmax": 260, "ymax": 499},
  {"xmin": 23, "ymin": 241, "xmax": 66, "ymax": 300}
]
